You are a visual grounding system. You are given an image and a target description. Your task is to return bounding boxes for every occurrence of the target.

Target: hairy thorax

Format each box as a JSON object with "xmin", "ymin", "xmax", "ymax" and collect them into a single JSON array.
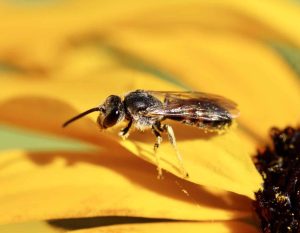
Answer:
[{"xmin": 124, "ymin": 90, "xmax": 164, "ymax": 131}]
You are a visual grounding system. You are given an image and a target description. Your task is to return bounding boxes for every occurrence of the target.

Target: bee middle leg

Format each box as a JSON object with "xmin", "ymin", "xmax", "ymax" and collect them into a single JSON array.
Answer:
[
  {"xmin": 152, "ymin": 125, "xmax": 163, "ymax": 179},
  {"xmin": 156, "ymin": 123, "xmax": 189, "ymax": 178}
]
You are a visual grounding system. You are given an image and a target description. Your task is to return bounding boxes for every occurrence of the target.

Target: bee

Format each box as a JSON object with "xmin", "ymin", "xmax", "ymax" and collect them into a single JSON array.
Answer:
[{"xmin": 63, "ymin": 90, "xmax": 239, "ymax": 178}]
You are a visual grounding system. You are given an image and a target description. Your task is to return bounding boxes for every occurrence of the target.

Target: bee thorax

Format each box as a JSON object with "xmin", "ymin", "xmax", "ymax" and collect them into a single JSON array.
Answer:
[{"xmin": 132, "ymin": 115, "xmax": 159, "ymax": 131}]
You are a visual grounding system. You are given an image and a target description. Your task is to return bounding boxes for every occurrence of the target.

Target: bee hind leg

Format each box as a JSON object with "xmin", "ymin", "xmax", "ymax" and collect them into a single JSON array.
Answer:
[
  {"xmin": 161, "ymin": 124, "xmax": 189, "ymax": 179},
  {"xmin": 152, "ymin": 126, "xmax": 163, "ymax": 179},
  {"xmin": 118, "ymin": 120, "xmax": 133, "ymax": 139}
]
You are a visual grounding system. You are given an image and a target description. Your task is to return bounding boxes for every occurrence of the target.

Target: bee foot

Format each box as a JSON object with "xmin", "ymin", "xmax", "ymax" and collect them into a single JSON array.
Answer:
[
  {"xmin": 179, "ymin": 167, "xmax": 189, "ymax": 179},
  {"xmin": 182, "ymin": 171, "xmax": 189, "ymax": 179},
  {"xmin": 118, "ymin": 131, "xmax": 129, "ymax": 140}
]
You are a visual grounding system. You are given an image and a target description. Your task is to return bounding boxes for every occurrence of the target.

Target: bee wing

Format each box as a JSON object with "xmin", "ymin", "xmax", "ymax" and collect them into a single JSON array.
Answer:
[
  {"xmin": 147, "ymin": 91, "xmax": 238, "ymax": 110},
  {"xmin": 145, "ymin": 91, "xmax": 239, "ymax": 121}
]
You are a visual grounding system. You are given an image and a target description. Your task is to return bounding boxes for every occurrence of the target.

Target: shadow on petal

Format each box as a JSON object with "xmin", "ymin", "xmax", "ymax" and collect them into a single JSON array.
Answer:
[
  {"xmin": 0, "ymin": 95, "xmax": 119, "ymax": 147},
  {"xmin": 25, "ymin": 148, "xmax": 252, "ymax": 214},
  {"xmin": 49, "ymin": 219, "xmax": 260, "ymax": 233},
  {"xmin": 0, "ymin": 95, "xmax": 261, "ymax": 200},
  {"xmin": 48, "ymin": 216, "xmax": 176, "ymax": 231},
  {"xmin": 0, "ymin": 95, "xmax": 215, "ymax": 145}
]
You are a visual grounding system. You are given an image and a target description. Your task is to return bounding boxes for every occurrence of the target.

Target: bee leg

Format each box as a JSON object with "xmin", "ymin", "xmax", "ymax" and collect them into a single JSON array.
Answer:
[
  {"xmin": 162, "ymin": 124, "xmax": 189, "ymax": 178},
  {"xmin": 118, "ymin": 120, "xmax": 133, "ymax": 139},
  {"xmin": 152, "ymin": 126, "xmax": 163, "ymax": 179}
]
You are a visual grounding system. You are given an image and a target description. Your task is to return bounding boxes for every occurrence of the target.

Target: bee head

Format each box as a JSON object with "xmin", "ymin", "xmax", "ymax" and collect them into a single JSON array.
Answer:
[
  {"xmin": 62, "ymin": 95, "xmax": 125, "ymax": 129},
  {"xmin": 97, "ymin": 95, "xmax": 125, "ymax": 129}
]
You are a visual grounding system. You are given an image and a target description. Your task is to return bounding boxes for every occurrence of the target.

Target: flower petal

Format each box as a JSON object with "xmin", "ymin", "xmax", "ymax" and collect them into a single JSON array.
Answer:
[
  {"xmin": 121, "ymin": 126, "xmax": 262, "ymax": 199},
  {"xmin": 104, "ymin": 26, "xmax": 300, "ymax": 141},
  {"xmin": 0, "ymin": 0, "xmax": 149, "ymax": 71},
  {"xmin": 0, "ymin": 63, "xmax": 180, "ymax": 146},
  {"xmin": 66, "ymin": 221, "xmax": 260, "ymax": 233},
  {"xmin": 0, "ymin": 43, "xmax": 263, "ymax": 198},
  {"xmin": 0, "ymin": 150, "xmax": 252, "ymax": 224},
  {"xmin": 0, "ymin": 221, "xmax": 61, "ymax": 233},
  {"xmin": 2, "ymin": 0, "xmax": 300, "ymax": 73},
  {"xmin": 0, "ymin": 70, "xmax": 262, "ymax": 198},
  {"xmin": 0, "ymin": 0, "xmax": 214, "ymax": 72}
]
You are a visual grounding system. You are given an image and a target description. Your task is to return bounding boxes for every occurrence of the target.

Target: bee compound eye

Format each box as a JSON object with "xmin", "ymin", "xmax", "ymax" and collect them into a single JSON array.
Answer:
[
  {"xmin": 102, "ymin": 98, "xmax": 125, "ymax": 129},
  {"xmin": 96, "ymin": 95, "xmax": 124, "ymax": 129},
  {"xmin": 102, "ymin": 109, "xmax": 121, "ymax": 128}
]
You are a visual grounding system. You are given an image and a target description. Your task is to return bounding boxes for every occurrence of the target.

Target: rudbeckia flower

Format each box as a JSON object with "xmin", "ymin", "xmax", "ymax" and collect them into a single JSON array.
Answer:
[{"xmin": 0, "ymin": 1, "xmax": 299, "ymax": 232}]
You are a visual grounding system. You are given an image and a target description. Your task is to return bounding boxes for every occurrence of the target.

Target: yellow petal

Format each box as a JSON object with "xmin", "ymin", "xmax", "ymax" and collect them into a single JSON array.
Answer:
[
  {"xmin": 0, "ymin": 42, "xmax": 263, "ymax": 198},
  {"xmin": 1, "ymin": 43, "xmax": 262, "ymax": 198},
  {"xmin": 0, "ymin": 150, "xmax": 252, "ymax": 224},
  {"xmin": 0, "ymin": 221, "xmax": 61, "ymax": 233},
  {"xmin": 116, "ymin": 1, "xmax": 300, "ymax": 45},
  {"xmin": 0, "ymin": 0, "xmax": 204, "ymax": 72},
  {"xmin": 0, "ymin": 69, "xmax": 262, "ymax": 198},
  {"xmin": 0, "ymin": 0, "xmax": 142, "ymax": 71},
  {"xmin": 66, "ymin": 221, "xmax": 260, "ymax": 233},
  {"xmin": 121, "ymin": 126, "xmax": 262, "ymax": 199},
  {"xmin": 104, "ymin": 27, "xmax": 300, "ymax": 141},
  {"xmin": 1, "ymin": 0, "xmax": 300, "ymax": 72},
  {"xmin": 0, "ymin": 64, "xmax": 180, "ymax": 146}
]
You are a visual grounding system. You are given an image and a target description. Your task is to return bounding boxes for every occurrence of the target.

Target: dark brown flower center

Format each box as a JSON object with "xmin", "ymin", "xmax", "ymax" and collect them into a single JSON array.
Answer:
[{"xmin": 253, "ymin": 127, "xmax": 300, "ymax": 233}]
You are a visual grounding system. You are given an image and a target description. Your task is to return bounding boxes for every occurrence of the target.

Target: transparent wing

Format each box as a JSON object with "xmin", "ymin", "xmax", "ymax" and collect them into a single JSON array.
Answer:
[{"xmin": 145, "ymin": 91, "xmax": 239, "ymax": 121}]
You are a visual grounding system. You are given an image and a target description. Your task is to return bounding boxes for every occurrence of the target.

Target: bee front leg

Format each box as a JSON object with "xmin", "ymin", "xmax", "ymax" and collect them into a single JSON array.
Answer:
[
  {"xmin": 152, "ymin": 126, "xmax": 163, "ymax": 179},
  {"xmin": 118, "ymin": 120, "xmax": 133, "ymax": 139},
  {"xmin": 161, "ymin": 124, "xmax": 189, "ymax": 178}
]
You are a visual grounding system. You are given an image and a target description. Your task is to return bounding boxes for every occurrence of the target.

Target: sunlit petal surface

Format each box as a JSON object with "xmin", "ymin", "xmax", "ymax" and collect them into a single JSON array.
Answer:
[
  {"xmin": 0, "ymin": 221, "xmax": 62, "ymax": 233},
  {"xmin": 103, "ymin": 22, "xmax": 300, "ymax": 142},
  {"xmin": 0, "ymin": 0, "xmax": 299, "ymax": 231},
  {"xmin": 68, "ymin": 222, "xmax": 260, "ymax": 233},
  {"xmin": 0, "ymin": 71, "xmax": 262, "ymax": 198},
  {"xmin": 0, "ymin": 150, "xmax": 252, "ymax": 224}
]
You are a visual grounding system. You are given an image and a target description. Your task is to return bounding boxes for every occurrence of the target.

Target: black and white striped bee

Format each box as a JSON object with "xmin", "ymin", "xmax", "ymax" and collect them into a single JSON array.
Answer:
[{"xmin": 63, "ymin": 90, "xmax": 239, "ymax": 178}]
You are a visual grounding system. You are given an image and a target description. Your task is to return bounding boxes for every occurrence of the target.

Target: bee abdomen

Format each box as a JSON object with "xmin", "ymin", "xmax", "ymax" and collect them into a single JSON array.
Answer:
[
  {"xmin": 200, "ymin": 119, "xmax": 232, "ymax": 130},
  {"xmin": 181, "ymin": 118, "xmax": 232, "ymax": 131}
]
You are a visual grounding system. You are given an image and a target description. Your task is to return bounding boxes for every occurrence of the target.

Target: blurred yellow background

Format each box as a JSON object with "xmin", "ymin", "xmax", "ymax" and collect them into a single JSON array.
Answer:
[{"xmin": 0, "ymin": 0, "xmax": 299, "ymax": 232}]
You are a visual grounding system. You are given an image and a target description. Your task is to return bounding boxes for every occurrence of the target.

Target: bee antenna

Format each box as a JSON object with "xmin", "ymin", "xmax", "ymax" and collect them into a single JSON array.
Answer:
[{"xmin": 62, "ymin": 107, "xmax": 101, "ymax": 128}]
